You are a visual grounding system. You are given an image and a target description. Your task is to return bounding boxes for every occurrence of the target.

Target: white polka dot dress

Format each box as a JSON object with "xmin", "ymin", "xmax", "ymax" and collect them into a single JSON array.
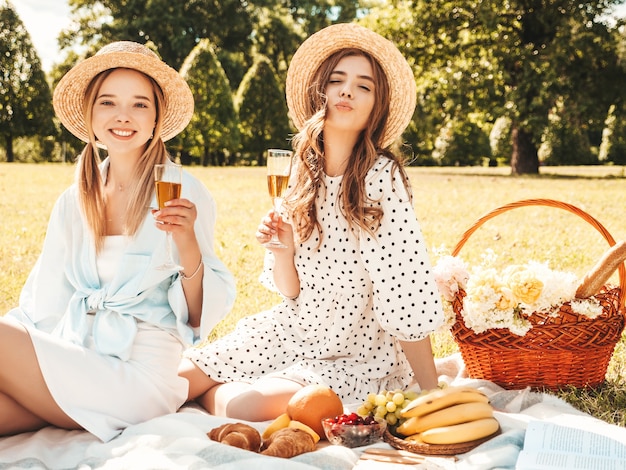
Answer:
[{"xmin": 185, "ymin": 157, "xmax": 443, "ymax": 402}]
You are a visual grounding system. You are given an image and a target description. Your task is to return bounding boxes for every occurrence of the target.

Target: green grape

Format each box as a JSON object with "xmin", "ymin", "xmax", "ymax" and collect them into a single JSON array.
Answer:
[
  {"xmin": 374, "ymin": 394, "xmax": 387, "ymax": 407},
  {"xmin": 392, "ymin": 392, "xmax": 405, "ymax": 405},
  {"xmin": 386, "ymin": 413, "xmax": 398, "ymax": 425},
  {"xmin": 357, "ymin": 389, "xmax": 423, "ymax": 427}
]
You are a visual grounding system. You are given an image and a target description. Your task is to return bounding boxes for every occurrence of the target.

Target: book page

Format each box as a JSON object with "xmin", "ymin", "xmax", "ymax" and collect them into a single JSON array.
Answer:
[
  {"xmin": 516, "ymin": 421, "xmax": 626, "ymax": 470},
  {"xmin": 516, "ymin": 451, "xmax": 626, "ymax": 470}
]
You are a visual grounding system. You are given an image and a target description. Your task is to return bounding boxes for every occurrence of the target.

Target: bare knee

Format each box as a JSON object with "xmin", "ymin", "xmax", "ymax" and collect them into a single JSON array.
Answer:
[
  {"xmin": 178, "ymin": 358, "xmax": 220, "ymax": 400},
  {"xmin": 213, "ymin": 380, "xmax": 302, "ymax": 422},
  {"xmin": 224, "ymin": 389, "xmax": 286, "ymax": 421}
]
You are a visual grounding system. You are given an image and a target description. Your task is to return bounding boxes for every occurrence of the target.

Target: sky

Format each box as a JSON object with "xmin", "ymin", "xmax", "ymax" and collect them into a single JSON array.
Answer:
[
  {"xmin": 12, "ymin": 0, "xmax": 626, "ymax": 74},
  {"xmin": 13, "ymin": 0, "xmax": 72, "ymax": 73}
]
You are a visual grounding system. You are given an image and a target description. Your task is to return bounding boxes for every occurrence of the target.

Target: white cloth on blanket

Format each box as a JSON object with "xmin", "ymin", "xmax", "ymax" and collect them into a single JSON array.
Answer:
[{"xmin": 0, "ymin": 353, "xmax": 623, "ymax": 470}]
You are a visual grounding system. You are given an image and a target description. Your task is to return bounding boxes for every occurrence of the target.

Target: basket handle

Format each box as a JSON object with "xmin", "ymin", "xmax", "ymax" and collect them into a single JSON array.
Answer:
[{"xmin": 450, "ymin": 198, "xmax": 626, "ymax": 310}]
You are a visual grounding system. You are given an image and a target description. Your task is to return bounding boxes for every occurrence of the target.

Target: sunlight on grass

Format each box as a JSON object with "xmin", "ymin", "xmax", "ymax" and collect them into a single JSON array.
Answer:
[{"xmin": 2, "ymin": 162, "xmax": 625, "ymax": 424}]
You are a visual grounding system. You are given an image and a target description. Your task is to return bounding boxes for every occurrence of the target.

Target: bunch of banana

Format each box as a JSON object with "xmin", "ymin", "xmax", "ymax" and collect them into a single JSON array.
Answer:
[{"xmin": 395, "ymin": 386, "xmax": 499, "ymax": 445}]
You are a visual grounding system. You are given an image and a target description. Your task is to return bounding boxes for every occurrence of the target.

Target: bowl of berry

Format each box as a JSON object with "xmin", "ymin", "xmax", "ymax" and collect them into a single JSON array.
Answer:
[{"xmin": 321, "ymin": 413, "xmax": 387, "ymax": 448}]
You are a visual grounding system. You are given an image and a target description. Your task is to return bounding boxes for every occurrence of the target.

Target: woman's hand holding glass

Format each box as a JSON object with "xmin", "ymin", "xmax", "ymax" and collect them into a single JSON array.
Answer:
[
  {"xmin": 256, "ymin": 208, "xmax": 295, "ymax": 251},
  {"xmin": 263, "ymin": 149, "xmax": 293, "ymax": 248},
  {"xmin": 153, "ymin": 164, "xmax": 198, "ymax": 270}
]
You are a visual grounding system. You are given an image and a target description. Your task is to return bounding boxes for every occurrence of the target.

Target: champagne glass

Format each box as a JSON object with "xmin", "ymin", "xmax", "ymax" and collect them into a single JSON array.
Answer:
[
  {"xmin": 265, "ymin": 149, "xmax": 293, "ymax": 248},
  {"xmin": 154, "ymin": 163, "xmax": 183, "ymax": 270}
]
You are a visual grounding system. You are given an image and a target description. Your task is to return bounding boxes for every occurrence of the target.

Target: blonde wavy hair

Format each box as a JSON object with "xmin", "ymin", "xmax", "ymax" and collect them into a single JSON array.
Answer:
[
  {"xmin": 76, "ymin": 68, "xmax": 171, "ymax": 251},
  {"xmin": 287, "ymin": 49, "xmax": 412, "ymax": 243}
]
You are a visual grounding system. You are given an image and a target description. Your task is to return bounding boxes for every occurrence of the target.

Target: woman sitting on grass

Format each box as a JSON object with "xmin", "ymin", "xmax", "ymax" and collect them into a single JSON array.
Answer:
[
  {"xmin": 179, "ymin": 23, "xmax": 444, "ymax": 421},
  {"xmin": 0, "ymin": 41, "xmax": 235, "ymax": 441}
]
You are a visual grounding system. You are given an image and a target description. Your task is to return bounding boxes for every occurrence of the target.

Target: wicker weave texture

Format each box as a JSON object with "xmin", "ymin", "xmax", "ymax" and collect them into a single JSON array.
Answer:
[{"xmin": 450, "ymin": 199, "xmax": 626, "ymax": 391}]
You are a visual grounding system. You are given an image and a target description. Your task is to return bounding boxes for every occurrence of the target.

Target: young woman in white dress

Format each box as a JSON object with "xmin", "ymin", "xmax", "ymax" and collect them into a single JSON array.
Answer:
[
  {"xmin": 0, "ymin": 41, "xmax": 235, "ymax": 441},
  {"xmin": 179, "ymin": 23, "xmax": 444, "ymax": 421}
]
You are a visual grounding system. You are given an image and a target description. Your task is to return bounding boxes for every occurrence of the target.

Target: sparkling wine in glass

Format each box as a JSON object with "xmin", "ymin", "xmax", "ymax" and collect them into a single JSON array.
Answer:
[
  {"xmin": 154, "ymin": 163, "xmax": 183, "ymax": 270},
  {"xmin": 265, "ymin": 149, "xmax": 293, "ymax": 248}
]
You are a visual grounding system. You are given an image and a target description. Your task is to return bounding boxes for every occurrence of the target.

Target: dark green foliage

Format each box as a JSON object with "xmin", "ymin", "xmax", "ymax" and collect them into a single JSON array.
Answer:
[
  {"xmin": 490, "ymin": 116, "xmax": 513, "ymax": 165},
  {"xmin": 540, "ymin": 98, "xmax": 597, "ymax": 166},
  {"xmin": 599, "ymin": 103, "xmax": 626, "ymax": 165},
  {"xmin": 179, "ymin": 39, "xmax": 239, "ymax": 166},
  {"xmin": 234, "ymin": 55, "xmax": 292, "ymax": 165},
  {"xmin": 433, "ymin": 119, "xmax": 491, "ymax": 166},
  {"xmin": 63, "ymin": 0, "xmax": 254, "ymax": 71}
]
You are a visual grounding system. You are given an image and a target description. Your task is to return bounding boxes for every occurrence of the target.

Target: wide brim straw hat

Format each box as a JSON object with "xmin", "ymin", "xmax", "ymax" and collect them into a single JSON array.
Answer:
[
  {"xmin": 286, "ymin": 23, "xmax": 417, "ymax": 149},
  {"xmin": 53, "ymin": 41, "xmax": 194, "ymax": 143}
]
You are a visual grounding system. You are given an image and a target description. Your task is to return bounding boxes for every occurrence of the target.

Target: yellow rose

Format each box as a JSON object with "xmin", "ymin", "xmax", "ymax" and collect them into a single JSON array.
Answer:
[{"xmin": 507, "ymin": 270, "xmax": 543, "ymax": 304}]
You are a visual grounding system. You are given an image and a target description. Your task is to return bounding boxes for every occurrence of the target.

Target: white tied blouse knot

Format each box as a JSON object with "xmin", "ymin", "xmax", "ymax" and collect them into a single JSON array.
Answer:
[{"xmin": 12, "ymin": 158, "xmax": 236, "ymax": 360}]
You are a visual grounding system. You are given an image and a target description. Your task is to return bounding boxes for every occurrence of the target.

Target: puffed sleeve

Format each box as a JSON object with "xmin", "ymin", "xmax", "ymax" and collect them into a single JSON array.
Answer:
[
  {"xmin": 359, "ymin": 159, "xmax": 443, "ymax": 341},
  {"xmin": 168, "ymin": 171, "xmax": 236, "ymax": 344}
]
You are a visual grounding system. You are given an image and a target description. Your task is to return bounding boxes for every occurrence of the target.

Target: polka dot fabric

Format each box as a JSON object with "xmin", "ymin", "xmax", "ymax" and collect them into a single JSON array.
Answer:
[{"xmin": 185, "ymin": 157, "xmax": 443, "ymax": 402}]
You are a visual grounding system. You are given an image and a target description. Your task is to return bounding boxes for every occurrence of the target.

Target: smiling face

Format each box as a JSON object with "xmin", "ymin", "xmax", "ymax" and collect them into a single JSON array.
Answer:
[
  {"xmin": 323, "ymin": 54, "xmax": 376, "ymax": 138},
  {"xmin": 90, "ymin": 68, "xmax": 157, "ymax": 158}
]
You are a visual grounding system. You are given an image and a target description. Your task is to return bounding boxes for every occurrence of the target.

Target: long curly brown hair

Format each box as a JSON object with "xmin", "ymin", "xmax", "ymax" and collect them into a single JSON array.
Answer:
[{"xmin": 286, "ymin": 48, "xmax": 411, "ymax": 244}]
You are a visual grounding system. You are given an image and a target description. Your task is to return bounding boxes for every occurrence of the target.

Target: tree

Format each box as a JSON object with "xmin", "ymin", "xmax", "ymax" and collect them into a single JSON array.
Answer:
[
  {"xmin": 60, "ymin": 0, "xmax": 254, "ymax": 71},
  {"xmin": 0, "ymin": 0, "xmax": 55, "ymax": 162},
  {"xmin": 180, "ymin": 39, "xmax": 239, "ymax": 166},
  {"xmin": 363, "ymin": 0, "xmax": 626, "ymax": 174},
  {"xmin": 432, "ymin": 118, "xmax": 491, "ymax": 166},
  {"xmin": 539, "ymin": 97, "xmax": 596, "ymax": 166},
  {"xmin": 235, "ymin": 54, "xmax": 292, "ymax": 165}
]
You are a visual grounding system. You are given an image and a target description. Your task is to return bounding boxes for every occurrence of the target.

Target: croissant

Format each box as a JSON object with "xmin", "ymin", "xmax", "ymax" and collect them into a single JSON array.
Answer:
[
  {"xmin": 261, "ymin": 428, "xmax": 316, "ymax": 458},
  {"xmin": 208, "ymin": 423, "xmax": 262, "ymax": 452}
]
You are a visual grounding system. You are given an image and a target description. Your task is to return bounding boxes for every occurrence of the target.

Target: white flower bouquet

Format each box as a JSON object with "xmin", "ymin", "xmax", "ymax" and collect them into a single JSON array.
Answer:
[{"xmin": 433, "ymin": 249, "xmax": 604, "ymax": 336}]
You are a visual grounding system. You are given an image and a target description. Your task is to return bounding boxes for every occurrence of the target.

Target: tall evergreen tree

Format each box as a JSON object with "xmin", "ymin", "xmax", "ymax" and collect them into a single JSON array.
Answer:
[
  {"xmin": 235, "ymin": 54, "xmax": 292, "ymax": 165},
  {"xmin": 180, "ymin": 39, "xmax": 239, "ymax": 166},
  {"xmin": 0, "ymin": 0, "xmax": 55, "ymax": 162}
]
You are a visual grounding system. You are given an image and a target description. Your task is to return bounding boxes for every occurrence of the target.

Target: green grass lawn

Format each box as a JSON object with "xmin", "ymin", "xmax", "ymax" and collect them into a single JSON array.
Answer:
[{"xmin": 1, "ymin": 162, "xmax": 625, "ymax": 425}]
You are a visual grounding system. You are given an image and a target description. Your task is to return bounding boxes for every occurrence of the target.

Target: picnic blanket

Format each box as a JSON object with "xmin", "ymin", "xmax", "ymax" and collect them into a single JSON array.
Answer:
[{"xmin": 1, "ymin": 353, "xmax": 624, "ymax": 470}]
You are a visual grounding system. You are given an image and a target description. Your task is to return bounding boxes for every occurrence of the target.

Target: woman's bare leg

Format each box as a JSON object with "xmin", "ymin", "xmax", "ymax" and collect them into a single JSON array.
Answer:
[
  {"xmin": 178, "ymin": 357, "xmax": 221, "ymax": 400},
  {"xmin": 0, "ymin": 392, "xmax": 47, "ymax": 434},
  {"xmin": 0, "ymin": 319, "xmax": 80, "ymax": 435},
  {"xmin": 203, "ymin": 378, "xmax": 302, "ymax": 421},
  {"xmin": 178, "ymin": 358, "xmax": 302, "ymax": 421}
]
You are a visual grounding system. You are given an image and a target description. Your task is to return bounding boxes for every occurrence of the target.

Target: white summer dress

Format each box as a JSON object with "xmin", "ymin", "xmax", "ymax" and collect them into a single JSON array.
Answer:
[
  {"xmin": 18, "ymin": 236, "xmax": 188, "ymax": 441},
  {"xmin": 7, "ymin": 160, "xmax": 236, "ymax": 442},
  {"xmin": 185, "ymin": 157, "xmax": 444, "ymax": 402}
]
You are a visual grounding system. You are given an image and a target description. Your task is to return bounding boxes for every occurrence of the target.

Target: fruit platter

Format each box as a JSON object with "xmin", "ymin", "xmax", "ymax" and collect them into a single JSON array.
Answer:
[{"xmin": 356, "ymin": 385, "xmax": 501, "ymax": 456}]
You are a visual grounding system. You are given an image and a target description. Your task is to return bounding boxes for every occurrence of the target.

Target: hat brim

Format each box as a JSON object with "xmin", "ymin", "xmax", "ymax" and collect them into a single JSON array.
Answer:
[
  {"xmin": 53, "ymin": 43, "xmax": 194, "ymax": 143},
  {"xmin": 285, "ymin": 23, "xmax": 416, "ymax": 149}
]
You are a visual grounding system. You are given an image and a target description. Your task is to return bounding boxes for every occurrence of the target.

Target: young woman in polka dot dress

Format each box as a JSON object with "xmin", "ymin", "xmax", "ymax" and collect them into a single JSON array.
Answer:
[{"xmin": 179, "ymin": 23, "xmax": 444, "ymax": 421}]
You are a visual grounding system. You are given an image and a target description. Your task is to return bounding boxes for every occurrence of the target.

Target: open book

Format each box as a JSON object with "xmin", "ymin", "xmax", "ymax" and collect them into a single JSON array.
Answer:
[{"xmin": 516, "ymin": 420, "xmax": 626, "ymax": 469}]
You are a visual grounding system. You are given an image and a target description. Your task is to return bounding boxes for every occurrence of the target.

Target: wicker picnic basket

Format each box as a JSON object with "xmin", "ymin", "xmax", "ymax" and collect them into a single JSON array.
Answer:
[{"xmin": 449, "ymin": 199, "xmax": 626, "ymax": 391}]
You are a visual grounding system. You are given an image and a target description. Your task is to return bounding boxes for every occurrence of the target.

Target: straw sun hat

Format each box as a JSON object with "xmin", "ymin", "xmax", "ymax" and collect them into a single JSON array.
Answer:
[
  {"xmin": 53, "ymin": 41, "xmax": 194, "ymax": 143},
  {"xmin": 286, "ymin": 23, "xmax": 417, "ymax": 149}
]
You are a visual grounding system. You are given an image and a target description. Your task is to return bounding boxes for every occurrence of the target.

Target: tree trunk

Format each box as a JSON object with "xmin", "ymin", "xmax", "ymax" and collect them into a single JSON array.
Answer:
[
  {"xmin": 510, "ymin": 125, "xmax": 539, "ymax": 175},
  {"xmin": 5, "ymin": 134, "xmax": 14, "ymax": 162}
]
